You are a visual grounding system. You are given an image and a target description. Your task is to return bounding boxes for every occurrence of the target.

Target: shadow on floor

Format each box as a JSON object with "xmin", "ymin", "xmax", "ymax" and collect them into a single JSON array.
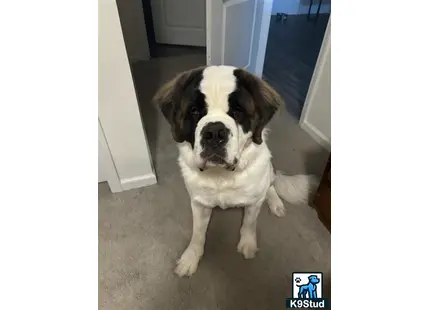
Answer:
[
  {"xmin": 303, "ymin": 146, "xmax": 330, "ymax": 178},
  {"xmin": 131, "ymin": 61, "xmax": 162, "ymax": 170},
  {"xmin": 151, "ymin": 43, "xmax": 206, "ymax": 59}
]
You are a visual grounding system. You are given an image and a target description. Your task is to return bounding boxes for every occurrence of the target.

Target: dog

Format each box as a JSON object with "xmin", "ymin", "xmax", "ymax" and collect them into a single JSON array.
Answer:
[
  {"xmin": 153, "ymin": 65, "xmax": 316, "ymax": 277},
  {"xmin": 297, "ymin": 275, "xmax": 320, "ymax": 298}
]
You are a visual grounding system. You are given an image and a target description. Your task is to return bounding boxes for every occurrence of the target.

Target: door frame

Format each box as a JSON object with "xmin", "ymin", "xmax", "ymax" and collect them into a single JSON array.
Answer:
[
  {"xmin": 299, "ymin": 17, "xmax": 331, "ymax": 150},
  {"xmin": 254, "ymin": 0, "xmax": 273, "ymax": 77}
]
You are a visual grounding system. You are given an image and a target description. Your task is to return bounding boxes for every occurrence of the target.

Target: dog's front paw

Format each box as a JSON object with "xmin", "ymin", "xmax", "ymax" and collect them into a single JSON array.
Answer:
[
  {"xmin": 237, "ymin": 236, "xmax": 258, "ymax": 259},
  {"xmin": 175, "ymin": 246, "xmax": 202, "ymax": 277}
]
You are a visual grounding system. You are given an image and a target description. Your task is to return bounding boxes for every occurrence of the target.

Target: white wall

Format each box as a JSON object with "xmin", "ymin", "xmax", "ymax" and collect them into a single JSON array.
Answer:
[
  {"xmin": 116, "ymin": 0, "xmax": 150, "ymax": 63},
  {"xmin": 99, "ymin": 0, "xmax": 156, "ymax": 191},
  {"xmin": 272, "ymin": 0, "xmax": 330, "ymax": 15},
  {"xmin": 300, "ymin": 18, "xmax": 330, "ymax": 149}
]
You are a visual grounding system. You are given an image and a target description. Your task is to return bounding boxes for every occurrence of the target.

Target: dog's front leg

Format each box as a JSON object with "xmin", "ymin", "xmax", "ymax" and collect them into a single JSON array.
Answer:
[
  {"xmin": 237, "ymin": 202, "xmax": 263, "ymax": 259},
  {"xmin": 175, "ymin": 202, "xmax": 212, "ymax": 277}
]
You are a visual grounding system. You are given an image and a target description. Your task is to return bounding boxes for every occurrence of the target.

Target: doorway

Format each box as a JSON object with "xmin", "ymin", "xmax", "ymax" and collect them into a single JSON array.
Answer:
[
  {"xmin": 262, "ymin": 0, "xmax": 331, "ymax": 120},
  {"xmin": 143, "ymin": 0, "xmax": 207, "ymax": 59}
]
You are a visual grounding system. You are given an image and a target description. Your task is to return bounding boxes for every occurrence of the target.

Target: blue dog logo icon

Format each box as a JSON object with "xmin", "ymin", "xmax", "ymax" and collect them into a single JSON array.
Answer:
[
  {"xmin": 286, "ymin": 272, "xmax": 328, "ymax": 308},
  {"xmin": 296, "ymin": 275, "xmax": 320, "ymax": 299}
]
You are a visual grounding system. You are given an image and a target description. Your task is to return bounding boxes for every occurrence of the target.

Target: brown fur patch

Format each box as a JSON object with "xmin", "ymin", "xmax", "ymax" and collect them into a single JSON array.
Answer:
[
  {"xmin": 233, "ymin": 69, "xmax": 284, "ymax": 144},
  {"xmin": 152, "ymin": 67, "xmax": 206, "ymax": 142}
]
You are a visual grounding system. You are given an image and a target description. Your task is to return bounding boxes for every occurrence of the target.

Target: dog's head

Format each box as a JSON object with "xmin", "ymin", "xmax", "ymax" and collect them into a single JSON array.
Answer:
[
  {"xmin": 153, "ymin": 65, "xmax": 283, "ymax": 170},
  {"xmin": 308, "ymin": 275, "xmax": 320, "ymax": 284}
]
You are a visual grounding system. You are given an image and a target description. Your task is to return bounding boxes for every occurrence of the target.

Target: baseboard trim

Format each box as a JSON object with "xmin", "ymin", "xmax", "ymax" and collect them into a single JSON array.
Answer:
[
  {"xmin": 300, "ymin": 119, "xmax": 331, "ymax": 151},
  {"xmin": 120, "ymin": 173, "xmax": 157, "ymax": 191}
]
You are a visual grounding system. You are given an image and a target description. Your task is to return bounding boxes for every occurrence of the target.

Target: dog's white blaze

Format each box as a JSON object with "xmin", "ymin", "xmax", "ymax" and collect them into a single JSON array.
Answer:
[
  {"xmin": 192, "ymin": 66, "xmax": 240, "ymax": 167},
  {"xmin": 200, "ymin": 66, "xmax": 237, "ymax": 113}
]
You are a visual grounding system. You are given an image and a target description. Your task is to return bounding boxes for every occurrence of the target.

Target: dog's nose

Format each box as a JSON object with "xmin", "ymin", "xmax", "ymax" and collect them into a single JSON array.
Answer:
[{"xmin": 201, "ymin": 122, "xmax": 228, "ymax": 147}]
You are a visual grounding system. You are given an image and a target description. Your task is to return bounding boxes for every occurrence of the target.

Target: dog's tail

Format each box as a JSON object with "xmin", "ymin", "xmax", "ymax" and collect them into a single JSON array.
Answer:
[{"xmin": 274, "ymin": 171, "xmax": 318, "ymax": 205}]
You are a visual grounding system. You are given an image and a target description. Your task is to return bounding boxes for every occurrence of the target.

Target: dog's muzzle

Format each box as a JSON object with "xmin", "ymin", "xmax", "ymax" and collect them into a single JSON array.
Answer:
[{"xmin": 199, "ymin": 121, "xmax": 235, "ymax": 170}]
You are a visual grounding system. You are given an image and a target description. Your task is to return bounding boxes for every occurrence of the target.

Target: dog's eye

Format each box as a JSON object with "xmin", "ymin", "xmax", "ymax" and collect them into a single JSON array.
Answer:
[
  {"xmin": 232, "ymin": 105, "xmax": 244, "ymax": 120},
  {"xmin": 190, "ymin": 107, "xmax": 200, "ymax": 117}
]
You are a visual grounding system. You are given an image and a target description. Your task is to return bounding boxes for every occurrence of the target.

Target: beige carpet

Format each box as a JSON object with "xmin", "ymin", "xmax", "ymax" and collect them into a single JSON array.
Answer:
[{"xmin": 99, "ymin": 54, "xmax": 331, "ymax": 310}]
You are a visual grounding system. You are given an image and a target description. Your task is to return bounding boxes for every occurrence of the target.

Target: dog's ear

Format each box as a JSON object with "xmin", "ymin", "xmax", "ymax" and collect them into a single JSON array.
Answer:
[
  {"xmin": 153, "ymin": 67, "xmax": 205, "ymax": 142},
  {"xmin": 233, "ymin": 68, "xmax": 283, "ymax": 144}
]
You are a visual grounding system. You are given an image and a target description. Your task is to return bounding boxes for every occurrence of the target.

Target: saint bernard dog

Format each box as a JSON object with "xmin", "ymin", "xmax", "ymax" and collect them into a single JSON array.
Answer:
[{"xmin": 153, "ymin": 65, "xmax": 316, "ymax": 277}]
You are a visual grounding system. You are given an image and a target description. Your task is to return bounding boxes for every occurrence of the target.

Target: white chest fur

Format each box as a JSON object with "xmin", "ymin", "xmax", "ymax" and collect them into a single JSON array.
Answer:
[{"xmin": 178, "ymin": 142, "xmax": 274, "ymax": 209}]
